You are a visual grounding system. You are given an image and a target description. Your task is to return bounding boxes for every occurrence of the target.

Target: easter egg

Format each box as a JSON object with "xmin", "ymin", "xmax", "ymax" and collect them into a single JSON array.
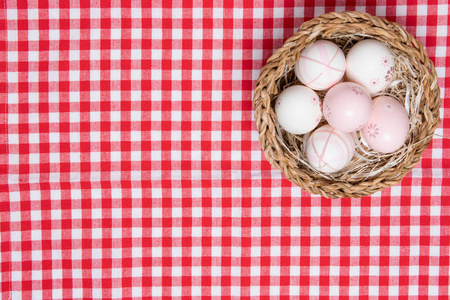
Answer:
[
  {"xmin": 305, "ymin": 125, "xmax": 356, "ymax": 173},
  {"xmin": 323, "ymin": 82, "xmax": 373, "ymax": 133},
  {"xmin": 346, "ymin": 39, "xmax": 395, "ymax": 95},
  {"xmin": 294, "ymin": 40, "xmax": 346, "ymax": 91},
  {"xmin": 275, "ymin": 85, "xmax": 322, "ymax": 135},
  {"xmin": 361, "ymin": 96, "xmax": 410, "ymax": 153}
]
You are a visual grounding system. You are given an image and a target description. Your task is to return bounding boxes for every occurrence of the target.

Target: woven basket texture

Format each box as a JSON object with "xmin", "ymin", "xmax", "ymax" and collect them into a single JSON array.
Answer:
[{"xmin": 253, "ymin": 11, "xmax": 441, "ymax": 198}]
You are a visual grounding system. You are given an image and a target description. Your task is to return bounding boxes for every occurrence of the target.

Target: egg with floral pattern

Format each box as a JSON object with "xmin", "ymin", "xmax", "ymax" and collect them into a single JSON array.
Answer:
[
  {"xmin": 323, "ymin": 82, "xmax": 373, "ymax": 133},
  {"xmin": 362, "ymin": 96, "xmax": 410, "ymax": 153},
  {"xmin": 346, "ymin": 39, "xmax": 395, "ymax": 95}
]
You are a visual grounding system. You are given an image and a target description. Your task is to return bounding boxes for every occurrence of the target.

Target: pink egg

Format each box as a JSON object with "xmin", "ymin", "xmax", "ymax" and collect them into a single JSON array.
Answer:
[
  {"xmin": 305, "ymin": 125, "xmax": 355, "ymax": 173},
  {"xmin": 362, "ymin": 96, "xmax": 410, "ymax": 153},
  {"xmin": 323, "ymin": 82, "xmax": 373, "ymax": 132},
  {"xmin": 294, "ymin": 40, "xmax": 346, "ymax": 91}
]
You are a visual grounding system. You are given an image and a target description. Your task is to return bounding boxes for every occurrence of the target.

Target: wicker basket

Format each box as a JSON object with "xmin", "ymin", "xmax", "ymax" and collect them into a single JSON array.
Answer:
[{"xmin": 253, "ymin": 11, "xmax": 441, "ymax": 198}]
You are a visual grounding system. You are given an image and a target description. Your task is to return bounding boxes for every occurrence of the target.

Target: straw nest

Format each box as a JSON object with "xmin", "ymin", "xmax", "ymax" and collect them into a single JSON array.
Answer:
[{"xmin": 253, "ymin": 11, "xmax": 441, "ymax": 198}]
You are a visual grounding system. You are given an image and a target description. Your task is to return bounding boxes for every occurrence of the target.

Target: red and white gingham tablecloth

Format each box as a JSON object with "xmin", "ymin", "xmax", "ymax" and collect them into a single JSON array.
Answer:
[{"xmin": 1, "ymin": 0, "xmax": 449, "ymax": 299}]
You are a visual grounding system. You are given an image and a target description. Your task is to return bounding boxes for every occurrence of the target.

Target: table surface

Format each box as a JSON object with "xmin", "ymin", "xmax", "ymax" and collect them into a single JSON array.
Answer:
[{"xmin": 1, "ymin": 1, "xmax": 449, "ymax": 299}]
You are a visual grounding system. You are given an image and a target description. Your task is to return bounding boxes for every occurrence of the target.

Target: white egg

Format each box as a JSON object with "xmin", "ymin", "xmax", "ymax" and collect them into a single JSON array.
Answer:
[
  {"xmin": 275, "ymin": 85, "xmax": 322, "ymax": 135},
  {"xmin": 346, "ymin": 39, "xmax": 395, "ymax": 95}
]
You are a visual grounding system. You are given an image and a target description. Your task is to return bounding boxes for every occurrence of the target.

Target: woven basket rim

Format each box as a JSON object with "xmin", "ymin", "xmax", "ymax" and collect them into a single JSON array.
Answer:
[{"xmin": 253, "ymin": 11, "xmax": 441, "ymax": 199}]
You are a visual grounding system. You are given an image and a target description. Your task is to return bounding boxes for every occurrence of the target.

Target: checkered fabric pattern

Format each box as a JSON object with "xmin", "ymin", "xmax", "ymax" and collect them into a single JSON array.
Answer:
[{"xmin": 1, "ymin": 0, "xmax": 449, "ymax": 299}]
